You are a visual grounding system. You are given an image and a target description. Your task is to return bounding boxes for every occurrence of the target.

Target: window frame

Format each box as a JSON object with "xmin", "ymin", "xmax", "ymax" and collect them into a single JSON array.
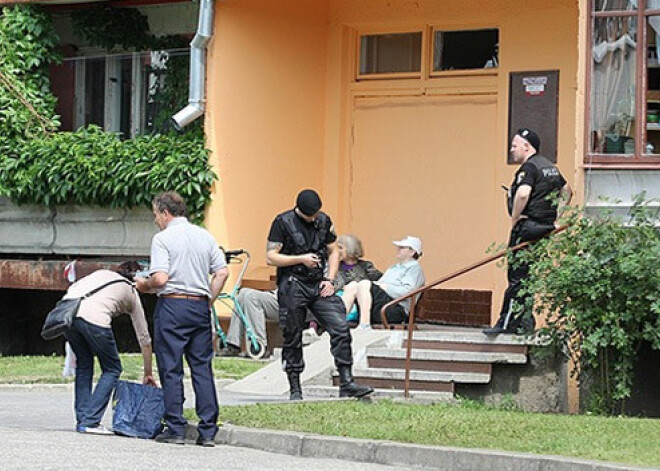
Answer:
[
  {"xmin": 429, "ymin": 27, "xmax": 499, "ymax": 76},
  {"xmin": 355, "ymin": 28, "xmax": 427, "ymax": 81},
  {"xmin": 586, "ymin": 1, "xmax": 660, "ymax": 167}
]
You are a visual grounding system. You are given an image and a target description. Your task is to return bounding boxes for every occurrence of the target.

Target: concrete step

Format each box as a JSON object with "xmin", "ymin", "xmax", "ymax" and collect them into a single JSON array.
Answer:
[
  {"xmin": 304, "ymin": 385, "xmax": 456, "ymax": 403},
  {"xmin": 366, "ymin": 347, "xmax": 528, "ymax": 365},
  {"xmin": 404, "ymin": 329, "xmax": 530, "ymax": 355},
  {"xmin": 332, "ymin": 370, "xmax": 455, "ymax": 393},
  {"xmin": 348, "ymin": 366, "xmax": 491, "ymax": 384},
  {"xmin": 410, "ymin": 329, "xmax": 537, "ymax": 345}
]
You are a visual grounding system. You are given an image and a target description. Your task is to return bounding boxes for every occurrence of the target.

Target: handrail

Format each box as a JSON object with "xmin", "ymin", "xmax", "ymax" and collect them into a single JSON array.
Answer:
[{"xmin": 379, "ymin": 225, "xmax": 567, "ymax": 398}]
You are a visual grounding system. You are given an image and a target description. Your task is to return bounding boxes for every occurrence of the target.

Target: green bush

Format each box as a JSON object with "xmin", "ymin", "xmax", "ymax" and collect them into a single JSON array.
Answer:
[
  {"xmin": 0, "ymin": 5, "xmax": 215, "ymax": 222},
  {"xmin": 523, "ymin": 196, "xmax": 660, "ymax": 414},
  {"xmin": 0, "ymin": 126, "xmax": 217, "ymax": 222},
  {"xmin": 0, "ymin": 4, "xmax": 60, "ymax": 141}
]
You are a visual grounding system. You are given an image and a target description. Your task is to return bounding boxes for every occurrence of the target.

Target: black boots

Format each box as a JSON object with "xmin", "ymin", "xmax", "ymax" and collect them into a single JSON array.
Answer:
[
  {"xmin": 338, "ymin": 365, "xmax": 374, "ymax": 398},
  {"xmin": 288, "ymin": 372, "xmax": 303, "ymax": 401}
]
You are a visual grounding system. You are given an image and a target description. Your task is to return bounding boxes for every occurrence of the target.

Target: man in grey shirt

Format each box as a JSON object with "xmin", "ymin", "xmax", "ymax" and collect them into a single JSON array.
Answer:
[{"xmin": 136, "ymin": 191, "xmax": 228, "ymax": 447}]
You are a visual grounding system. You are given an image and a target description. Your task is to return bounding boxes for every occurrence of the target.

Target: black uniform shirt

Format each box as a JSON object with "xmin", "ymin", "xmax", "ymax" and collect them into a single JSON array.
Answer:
[
  {"xmin": 268, "ymin": 209, "xmax": 337, "ymax": 282},
  {"xmin": 509, "ymin": 154, "xmax": 567, "ymax": 224}
]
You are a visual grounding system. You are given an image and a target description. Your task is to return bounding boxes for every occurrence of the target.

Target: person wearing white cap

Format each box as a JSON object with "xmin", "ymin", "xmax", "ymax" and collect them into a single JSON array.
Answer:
[{"xmin": 341, "ymin": 236, "xmax": 425, "ymax": 327}]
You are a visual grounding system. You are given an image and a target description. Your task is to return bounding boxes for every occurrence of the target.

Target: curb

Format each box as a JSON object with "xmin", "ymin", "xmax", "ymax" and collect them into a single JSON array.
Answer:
[{"xmin": 185, "ymin": 424, "xmax": 657, "ymax": 471}]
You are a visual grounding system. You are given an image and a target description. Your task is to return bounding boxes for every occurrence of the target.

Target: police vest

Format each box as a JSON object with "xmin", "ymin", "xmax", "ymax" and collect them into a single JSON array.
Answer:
[
  {"xmin": 508, "ymin": 154, "xmax": 564, "ymax": 224},
  {"xmin": 277, "ymin": 210, "xmax": 329, "ymax": 283}
]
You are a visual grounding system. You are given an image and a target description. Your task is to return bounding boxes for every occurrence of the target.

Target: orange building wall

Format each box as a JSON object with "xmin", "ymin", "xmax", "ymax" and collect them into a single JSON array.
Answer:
[
  {"xmin": 205, "ymin": 0, "xmax": 331, "ymax": 281},
  {"xmin": 204, "ymin": 0, "xmax": 580, "ymax": 318}
]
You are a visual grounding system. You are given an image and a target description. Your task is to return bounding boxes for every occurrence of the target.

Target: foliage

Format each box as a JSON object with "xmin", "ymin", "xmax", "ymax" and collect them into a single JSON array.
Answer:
[
  {"xmin": 0, "ymin": 5, "xmax": 60, "ymax": 143},
  {"xmin": 70, "ymin": 5, "xmax": 199, "ymax": 135},
  {"xmin": 0, "ymin": 126, "xmax": 216, "ymax": 222},
  {"xmin": 522, "ymin": 196, "xmax": 660, "ymax": 414},
  {"xmin": 210, "ymin": 400, "xmax": 660, "ymax": 467},
  {"xmin": 0, "ymin": 5, "xmax": 213, "ymax": 219},
  {"xmin": 70, "ymin": 5, "xmax": 153, "ymax": 52}
]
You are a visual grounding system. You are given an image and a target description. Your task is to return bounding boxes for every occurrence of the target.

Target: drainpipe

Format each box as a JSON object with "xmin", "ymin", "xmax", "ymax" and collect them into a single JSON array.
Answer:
[{"xmin": 171, "ymin": 0, "xmax": 214, "ymax": 131}]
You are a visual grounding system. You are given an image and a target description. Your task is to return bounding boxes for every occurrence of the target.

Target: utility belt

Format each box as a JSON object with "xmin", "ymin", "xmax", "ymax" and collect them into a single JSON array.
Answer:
[
  {"xmin": 278, "ymin": 273, "xmax": 323, "ymax": 286},
  {"xmin": 278, "ymin": 265, "xmax": 323, "ymax": 284}
]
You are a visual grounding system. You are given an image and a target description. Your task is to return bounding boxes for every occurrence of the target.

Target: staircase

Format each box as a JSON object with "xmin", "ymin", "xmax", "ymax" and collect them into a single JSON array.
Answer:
[{"xmin": 331, "ymin": 326, "xmax": 535, "ymax": 402}]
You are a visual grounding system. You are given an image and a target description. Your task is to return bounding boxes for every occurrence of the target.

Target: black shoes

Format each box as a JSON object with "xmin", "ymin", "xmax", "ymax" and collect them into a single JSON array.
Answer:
[
  {"xmin": 337, "ymin": 365, "xmax": 374, "ymax": 398},
  {"xmin": 482, "ymin": 325, "xmax": 510, "ymax": 335},
  {"xmin": 196, "ymin": 436, "xmax": 216, "ymax": 447},
  {"xmin": 154, "ymin": 430, "xmax": 185, "ymax": 445},
  {"xmin": 288, "ymin": 372, "xmax": 303, "ymax": 401},
  {"xmin": 339, "ymin": 382, "xmax": 374, "ymax": 398}
]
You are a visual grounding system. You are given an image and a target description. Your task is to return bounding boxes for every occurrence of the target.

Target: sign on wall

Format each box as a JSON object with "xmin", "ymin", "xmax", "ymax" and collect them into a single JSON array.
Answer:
[{"xmin": 508, "ymin": 70, "xmax": 559, "ymax": 164}]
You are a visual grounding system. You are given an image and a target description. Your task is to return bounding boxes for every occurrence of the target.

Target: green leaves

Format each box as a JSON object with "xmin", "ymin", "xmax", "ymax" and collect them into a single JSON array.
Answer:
[
  {"xmin": 0, "ymin": 126, "xmax": 217, "ymax": 223},
  {"xmin": 0, "ymin": 5, "xmax": 60, "ymax": 142},
  {"xmin": 523, "ymin": 198, "xmax": 660, "ymax": 414}
]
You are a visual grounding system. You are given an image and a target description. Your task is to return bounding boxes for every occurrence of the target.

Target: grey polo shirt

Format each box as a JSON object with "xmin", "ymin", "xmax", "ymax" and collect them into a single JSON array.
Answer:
[{"xmin": 149, "ymin": 217, "xmax": 226, "ymax": 298}]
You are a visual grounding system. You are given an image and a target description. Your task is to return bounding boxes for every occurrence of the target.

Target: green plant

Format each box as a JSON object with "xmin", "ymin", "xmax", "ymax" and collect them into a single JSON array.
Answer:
[
  {"xmin": 0, "ymin": 5, "xmax": 214, "ymax": 220},
  {"xmin": 70, "ymin": 5, "xmax": 152, "ymax": 52},
  {"xmin": 522, "ymin": 195, "xmax": 660, "ymax": 414},
  {"xmin": 0, "ymin": 126, "xmax": 217, "ymax": 223},
  {"xmin": 0, "ymin": 5, "xmax": 60, "ymax": 144}
]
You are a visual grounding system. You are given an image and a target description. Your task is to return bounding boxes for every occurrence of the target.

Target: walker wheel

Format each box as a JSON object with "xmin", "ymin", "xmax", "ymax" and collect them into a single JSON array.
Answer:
[{"xmin": 247, "ymin": 338, "xmax": 268, "ymax": 360}]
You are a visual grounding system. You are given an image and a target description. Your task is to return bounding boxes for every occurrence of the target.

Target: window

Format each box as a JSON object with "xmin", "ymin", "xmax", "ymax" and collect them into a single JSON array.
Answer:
[
  {"xmin": 588, "ymin": 0, "xmax": 660, "ymax": 163},
  {"xmin": 52, "ymin": 48, "xmax": 188, "ymax": 137},
  {"xmin": 358, "ymin": 32, "xmax": 423, "ymax": 77},
  {"xmin": 432, "ymin": 29, "xmax": 499, "ymax": 72}
]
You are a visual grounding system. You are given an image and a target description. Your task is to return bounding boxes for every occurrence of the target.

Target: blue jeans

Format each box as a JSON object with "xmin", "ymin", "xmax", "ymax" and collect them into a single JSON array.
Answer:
[
  {"xmin": 154, "ymin": 297, "xmax": 218, "ymax": 440},
  {"xmin": 65, "ymin": 317, "xmax": 122, "ymax": 428}
]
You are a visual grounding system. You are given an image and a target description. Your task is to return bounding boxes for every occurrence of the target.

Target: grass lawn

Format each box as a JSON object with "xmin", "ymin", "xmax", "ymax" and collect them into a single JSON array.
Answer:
[
  {"xmin": 0, "ymin": 355, "xmax": 264, "ymax": 384},
  {"xmin": 216, "ymin": 400, "xmax": 660, "ymax": 468}
]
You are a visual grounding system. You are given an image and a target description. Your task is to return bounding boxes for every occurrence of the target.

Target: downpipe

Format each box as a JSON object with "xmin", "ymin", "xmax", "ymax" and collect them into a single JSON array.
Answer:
[{"xmin": 171, "ymin": 0, "xmax": 214, "ymax": 131}]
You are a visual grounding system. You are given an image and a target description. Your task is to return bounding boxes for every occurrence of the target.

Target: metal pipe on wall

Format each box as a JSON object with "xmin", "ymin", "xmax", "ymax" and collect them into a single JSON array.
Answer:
[{"xmin": 171, "ymin": 0, "xmax": 214, "ymax": 131}]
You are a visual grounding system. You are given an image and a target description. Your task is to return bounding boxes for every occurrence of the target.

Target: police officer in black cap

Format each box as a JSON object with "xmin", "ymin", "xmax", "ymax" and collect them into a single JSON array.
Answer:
[
  {"xmin": 484, "ymin": 129, "xmax": 572, "ymax": 335},
  {"xmin": 266, "ymin": 189, "xmax": 374, "ymax": 400}
]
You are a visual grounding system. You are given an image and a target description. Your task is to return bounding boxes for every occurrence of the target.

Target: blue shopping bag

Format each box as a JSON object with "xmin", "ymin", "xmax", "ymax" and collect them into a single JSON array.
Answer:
[{"xmin": 112, "ymin": 380, "xmax": 165, "ymax": 439}]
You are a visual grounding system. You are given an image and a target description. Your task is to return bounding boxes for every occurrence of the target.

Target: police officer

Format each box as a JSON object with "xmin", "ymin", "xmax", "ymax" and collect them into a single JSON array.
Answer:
[
  {"xmin": 484, "ymin": 129, "xmax": 572, "ymax": 335},
  {"xmin": 266, "ymin": 189, "xmax": 374, "ymax": 400}
]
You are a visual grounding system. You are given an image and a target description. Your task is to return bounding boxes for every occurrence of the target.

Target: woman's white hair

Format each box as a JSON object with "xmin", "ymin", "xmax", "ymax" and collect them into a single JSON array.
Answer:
[{"xmin": 338, "ymin": 234, "xmax": 364, "ymax": 259}]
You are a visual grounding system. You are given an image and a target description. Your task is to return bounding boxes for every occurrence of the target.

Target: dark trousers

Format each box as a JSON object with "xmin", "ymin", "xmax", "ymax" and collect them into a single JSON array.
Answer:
[
  {"xmin": 154, "ymin": 297, "xmax": 218, "ymax": 440},
  {"xmin": 496, "ymin": 219, "xmax": 553, "ymax": 330},
  {"xmin": 65, "ymin": 317, "xmax": 122, "ymax": 428},
  {"xmin": 278, "ymin": 276, "xmax": 352, "ymax": 373},
  {"xmin": 369, "ymin": 283, "xmax": 406, "ymax": 325}
]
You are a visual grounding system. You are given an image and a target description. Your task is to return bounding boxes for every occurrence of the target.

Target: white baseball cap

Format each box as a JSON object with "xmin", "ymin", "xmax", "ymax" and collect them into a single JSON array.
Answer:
[{"xmin": 393, "ymin": 236, "xmax": 423, "ymax": 255}]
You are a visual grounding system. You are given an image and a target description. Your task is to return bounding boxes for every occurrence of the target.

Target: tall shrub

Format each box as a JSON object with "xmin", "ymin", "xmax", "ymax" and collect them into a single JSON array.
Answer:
[{"xmin": 523, "ymin": 198, "xmax": 660, "ymax": 414}]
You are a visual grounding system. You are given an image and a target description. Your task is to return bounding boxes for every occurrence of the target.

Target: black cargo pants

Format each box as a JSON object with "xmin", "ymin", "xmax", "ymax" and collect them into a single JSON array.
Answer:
[
  {"xmin": 277, "ymin": 276, "xmax": 352, "ymax": 373},
  {"xmin": 497, "ymin": 219, "xmax": 554, "ymax": 330}
]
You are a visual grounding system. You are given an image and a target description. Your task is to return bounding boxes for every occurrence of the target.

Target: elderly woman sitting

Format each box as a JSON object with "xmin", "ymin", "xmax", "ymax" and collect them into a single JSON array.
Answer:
[{"xmin": 341, "ymin": 236, "xmax": 425, "ymax": 328}]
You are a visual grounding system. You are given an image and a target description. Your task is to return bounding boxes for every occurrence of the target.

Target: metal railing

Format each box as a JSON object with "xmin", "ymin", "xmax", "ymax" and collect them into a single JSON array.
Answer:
[{"xmin": 379, "ymin": 226, "xmax": 567, "ymax": 398}]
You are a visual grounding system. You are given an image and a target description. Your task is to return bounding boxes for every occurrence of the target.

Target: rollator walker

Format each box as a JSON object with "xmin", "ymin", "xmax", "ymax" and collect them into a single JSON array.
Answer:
[{"xmin": 212, "ymin": 249, "xmax": 268, "ymax": 360}]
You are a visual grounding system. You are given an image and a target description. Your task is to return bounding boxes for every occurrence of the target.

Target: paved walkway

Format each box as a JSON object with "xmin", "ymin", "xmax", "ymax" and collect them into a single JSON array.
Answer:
[
  {"xmin": 0, "ymin": 388, "xmax": 410, "ymax": 471},
  {"xmin": 0, "ymin": 384, "xmax": 655, "ymax": 471}
]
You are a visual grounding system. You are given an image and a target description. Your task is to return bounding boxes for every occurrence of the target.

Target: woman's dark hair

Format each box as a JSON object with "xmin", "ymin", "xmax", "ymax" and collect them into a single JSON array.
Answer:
[
  {"xmin": 152, "ymin": 191, "xmax": 187, "ymax": 217},
  {"xmin": 115, "ymin": 261, "xmax": 141, "ymax": 280}
]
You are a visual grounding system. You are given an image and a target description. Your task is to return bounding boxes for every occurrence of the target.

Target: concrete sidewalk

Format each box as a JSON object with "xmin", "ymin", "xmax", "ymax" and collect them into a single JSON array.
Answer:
[{"xmin": 1, "ymin": 383, "xmax": 657, "ymax": 471}]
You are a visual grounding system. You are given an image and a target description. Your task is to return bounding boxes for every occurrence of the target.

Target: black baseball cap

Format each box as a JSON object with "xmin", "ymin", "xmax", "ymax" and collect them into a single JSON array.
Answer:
[
  {"xmin": 516, "ymin": 128, "xmax": 541, "ymax": 152},
  {"xmin": 296, "ymin": 189, "xmax": 322, "ymax": 216}
]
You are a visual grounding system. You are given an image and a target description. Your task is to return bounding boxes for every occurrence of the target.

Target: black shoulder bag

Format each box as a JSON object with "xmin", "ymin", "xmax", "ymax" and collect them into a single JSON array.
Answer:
[{"xmin": 41, "ymin": 278, "xmax": 132, "ymax": 340}]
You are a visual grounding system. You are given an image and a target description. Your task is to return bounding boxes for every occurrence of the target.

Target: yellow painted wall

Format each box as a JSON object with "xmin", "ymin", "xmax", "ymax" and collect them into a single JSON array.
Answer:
[
  {"xmin": 205, "ymin": 0, "xmax": 331, "ymax": 280},
  {"xmin": 204, "ymin": 0, "xmax": 580, "ymax": 321}
]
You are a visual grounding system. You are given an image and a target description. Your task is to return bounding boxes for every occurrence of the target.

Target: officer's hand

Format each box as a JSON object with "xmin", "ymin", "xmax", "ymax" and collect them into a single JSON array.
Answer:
[
  {"xmin": 319, "ymin": 280, "xmax": 334, "ymax": 297},
  {"xmin": 300, "ymin": 253, "xmax": 320, "ymax": 268}
]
